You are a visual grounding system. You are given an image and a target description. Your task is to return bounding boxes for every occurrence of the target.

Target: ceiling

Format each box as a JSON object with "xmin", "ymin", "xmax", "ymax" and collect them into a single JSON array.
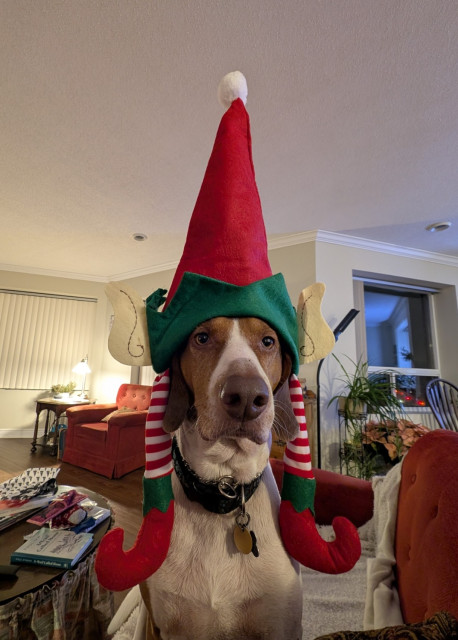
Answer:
[{"xmin": 1, "ymin": 1, "xmax": 457, "ymax": 282}]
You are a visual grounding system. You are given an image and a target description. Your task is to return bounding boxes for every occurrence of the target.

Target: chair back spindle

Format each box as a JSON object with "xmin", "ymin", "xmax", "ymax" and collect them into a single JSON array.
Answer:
[{"xmin": 426, "ymin": 378, "xmax": 458, "ymax": 432}]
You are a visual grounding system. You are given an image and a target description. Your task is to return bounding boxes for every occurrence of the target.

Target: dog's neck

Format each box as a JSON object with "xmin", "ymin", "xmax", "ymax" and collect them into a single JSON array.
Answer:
[{"xmin": 176, "ymin": 420, "xmax": 270, "ymax": 485}]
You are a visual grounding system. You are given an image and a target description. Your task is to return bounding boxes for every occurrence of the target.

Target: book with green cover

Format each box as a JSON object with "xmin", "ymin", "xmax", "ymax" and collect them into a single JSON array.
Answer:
[{"xmin": 10, "ymin": 527, "xmax": 93, "ymax": 569}]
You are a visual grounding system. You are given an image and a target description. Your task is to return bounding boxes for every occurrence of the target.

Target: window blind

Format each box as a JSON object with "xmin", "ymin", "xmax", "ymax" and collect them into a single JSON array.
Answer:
[
  {"xmin": 139, "ymin": 365, "xmax": 155, "ymax": 387},
  {"xmin": 0, "ymin": 290, "xmax": 97, "ymax": 390}
]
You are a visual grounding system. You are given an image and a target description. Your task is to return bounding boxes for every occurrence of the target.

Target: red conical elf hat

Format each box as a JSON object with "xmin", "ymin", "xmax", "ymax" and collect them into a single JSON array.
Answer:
[
  {"xmin": 147, "ymin": 71, "xmax": 299, "ymax": 374},
  {"xmin": 166, "ymin": 72, "xmax": 271, "ymax": 304}
]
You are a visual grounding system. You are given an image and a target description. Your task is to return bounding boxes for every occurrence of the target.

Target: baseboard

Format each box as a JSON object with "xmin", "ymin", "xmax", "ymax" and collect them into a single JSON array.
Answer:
[{"xmin": 0, "ymin": 428, "xmax": 34, "ymax": 438}]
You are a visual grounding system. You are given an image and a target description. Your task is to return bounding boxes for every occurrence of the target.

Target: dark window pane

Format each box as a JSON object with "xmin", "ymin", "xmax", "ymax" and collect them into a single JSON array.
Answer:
[{"xmin": 364, "ymin": 286, "xmax": 435, "ymax": 369}]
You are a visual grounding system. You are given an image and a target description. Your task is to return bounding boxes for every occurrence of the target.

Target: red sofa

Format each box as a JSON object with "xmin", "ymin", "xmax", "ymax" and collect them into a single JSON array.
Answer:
[
  {"xmin": 271, "ymin": 428, "xmax": 458, "ymax": 626},
  {"xmin": 63, "ymin": 384, "xmax": 152, "ymax": 479}
]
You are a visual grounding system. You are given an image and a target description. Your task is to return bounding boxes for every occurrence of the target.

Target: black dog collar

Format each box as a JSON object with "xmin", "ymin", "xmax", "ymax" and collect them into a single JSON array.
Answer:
[{"xmin": 171, "ymin": 437, "xmax": 263, "ymax": 515}]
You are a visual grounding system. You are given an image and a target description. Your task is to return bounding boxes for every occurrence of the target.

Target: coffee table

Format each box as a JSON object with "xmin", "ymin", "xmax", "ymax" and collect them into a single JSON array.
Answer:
[{"xmin": 0, "ymin": 485, "xmax": 111, "ymax": 604}]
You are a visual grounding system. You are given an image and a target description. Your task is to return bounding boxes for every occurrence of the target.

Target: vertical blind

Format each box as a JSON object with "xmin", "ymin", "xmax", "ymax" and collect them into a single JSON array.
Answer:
[
  {"xmin": 139, "ymin": 365, "xmax": 155, "ymax": 387},
  {"xmin": 0, "ymin": 290, "xmax": 97, "ymax": 390}
]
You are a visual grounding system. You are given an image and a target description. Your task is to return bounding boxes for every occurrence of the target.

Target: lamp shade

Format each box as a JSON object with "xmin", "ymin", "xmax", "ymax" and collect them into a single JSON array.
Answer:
[{"xmin": 72, "ymin": 356, "xmax": 91, "ymax": 375}]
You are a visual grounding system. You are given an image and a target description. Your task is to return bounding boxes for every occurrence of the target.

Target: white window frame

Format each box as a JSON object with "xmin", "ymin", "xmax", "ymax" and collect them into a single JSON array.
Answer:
[{"xmin": 353, "ymin": 275, "xmax": 440, "ymax": 411}]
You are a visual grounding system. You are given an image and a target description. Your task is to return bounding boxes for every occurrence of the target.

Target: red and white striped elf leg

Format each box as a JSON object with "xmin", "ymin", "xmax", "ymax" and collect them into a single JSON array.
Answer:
[
  {"xmin": 145, "ymin": 370, "xmax": 174, "ymax": 486},
  {"xmin": 278, "ymin": 374, "xmax": 361, "ymax": 574},
  {"xmin": 95, "ymin": 371, "xmax": 174, "ymax": 591}
]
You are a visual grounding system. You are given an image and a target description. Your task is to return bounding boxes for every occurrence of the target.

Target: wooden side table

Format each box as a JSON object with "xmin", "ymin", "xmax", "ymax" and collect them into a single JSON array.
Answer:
[{"xmin": 31, "ymin": 397, "xmax": 91, "ymax": 455}]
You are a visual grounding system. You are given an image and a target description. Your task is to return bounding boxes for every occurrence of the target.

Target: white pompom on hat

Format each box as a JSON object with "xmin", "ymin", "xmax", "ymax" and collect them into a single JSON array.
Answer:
[{"xmin": 217, "ymin": 70, "xmax": 248, "ymax": 108}]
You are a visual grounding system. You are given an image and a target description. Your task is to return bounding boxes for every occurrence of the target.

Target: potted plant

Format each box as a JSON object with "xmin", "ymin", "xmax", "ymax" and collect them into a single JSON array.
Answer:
[
  {"xmin": 362, "ymin": 419, "xmax": 429, "ymax": 474},
  {"xmin": 328, "ymin": 355, "xmax": 404, "ymax": 479},
  {"xmin": 51, "ymin": 381, "xmax": 77, "ymax": 399}
]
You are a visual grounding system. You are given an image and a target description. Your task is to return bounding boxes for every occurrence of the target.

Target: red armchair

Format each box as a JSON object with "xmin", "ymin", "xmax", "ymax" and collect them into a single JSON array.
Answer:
[
  {"xmin": 271, "ymin": 428, "xmax": 458, "ymax": 626},
  {"xmin": 63, "ymin": 384, "xmax": 152, "ymax": 479}
]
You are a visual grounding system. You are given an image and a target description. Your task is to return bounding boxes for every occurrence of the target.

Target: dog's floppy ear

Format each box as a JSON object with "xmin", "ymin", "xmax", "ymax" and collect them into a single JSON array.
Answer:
[
  {"xmin": 273, "ymin": 352, "xmax": 299, "ymax": 441},
  {"xmin": 162, "ymin": 355, "xmax": 193, "ymax": 432}
]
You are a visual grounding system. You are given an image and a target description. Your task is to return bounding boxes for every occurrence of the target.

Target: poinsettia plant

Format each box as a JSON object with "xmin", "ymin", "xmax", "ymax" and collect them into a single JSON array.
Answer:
[{"xmin": 363, "ymin": 419, "xmax": 430, "ymax": 462}]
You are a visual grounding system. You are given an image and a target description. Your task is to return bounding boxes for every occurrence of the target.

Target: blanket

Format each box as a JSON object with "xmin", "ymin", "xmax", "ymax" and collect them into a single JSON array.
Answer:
[
  {"xmin": 364, "ymin": 461, "xmax": 404, "ymax": 630},
  {"xmin": 314, "ymin": 611, "xmax": 458, "ymax": 639}
]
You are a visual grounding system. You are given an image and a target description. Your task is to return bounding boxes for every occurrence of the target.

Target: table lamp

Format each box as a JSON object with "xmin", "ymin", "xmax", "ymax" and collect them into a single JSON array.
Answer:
[{"xmin": 72, "ymin": 355, "xmax": 91, "ymax": 398}]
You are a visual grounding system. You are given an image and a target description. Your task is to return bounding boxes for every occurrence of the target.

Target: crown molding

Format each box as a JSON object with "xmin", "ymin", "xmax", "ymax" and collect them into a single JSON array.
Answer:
[
  {"xmin": 108, "ymin": 260, "xmax": 179, "ymax": 282},
  {"xmin": 0, "ymin": 259, "xmax": 179, "ymax": 283},
  {"xmin": 267, "ymin": 230, "xmax": 318, "ymax": 249},
  {"xmin": 1, "ymin": 231, "xmax": 456, "ymax": 282},
  {"xmin": 0, "ymin": 262, "xmax": 107, "ymax": 282},
  {"xmin": 268, "ymin": 230, "xmax": 458, "ymax": 268}
]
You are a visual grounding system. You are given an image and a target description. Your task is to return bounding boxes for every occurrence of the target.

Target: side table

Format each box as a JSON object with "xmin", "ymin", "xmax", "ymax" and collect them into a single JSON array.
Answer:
[{"xmin": 31, "ymin": 397, "xmax": 92, "ymax": 455}]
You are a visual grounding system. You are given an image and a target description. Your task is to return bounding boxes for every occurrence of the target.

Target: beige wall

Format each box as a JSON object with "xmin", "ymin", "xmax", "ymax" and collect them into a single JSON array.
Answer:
[
  {"xmin": 1, "ymin": 242, "xmax": 457, "ymax": 468},
  {"xmin": 303, "ymin": 241, "xmax": 458, "ymax": 470},
  {"xmin": 0, "ymin": 270, "xmax": 124, "ymax": 435},
  {"xmin": 0, "ymin": 268, "xmax": 177, "ymax": 436}
]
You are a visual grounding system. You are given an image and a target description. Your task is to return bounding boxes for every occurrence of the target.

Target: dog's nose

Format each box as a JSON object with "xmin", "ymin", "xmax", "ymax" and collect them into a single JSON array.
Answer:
[{"xmin": 220, "ymin": 375, "xmax": 269, "ymax": 421}]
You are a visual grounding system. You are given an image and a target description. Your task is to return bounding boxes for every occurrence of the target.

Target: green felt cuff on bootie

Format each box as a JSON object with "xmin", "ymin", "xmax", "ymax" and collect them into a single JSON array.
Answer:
[
  {"xmin": 143, "ymin": 475, "xmax": 174, "ymax": 516},
  {"xmin": 281, "ymin": 473, "xmax": 316, "ymax": 515}
]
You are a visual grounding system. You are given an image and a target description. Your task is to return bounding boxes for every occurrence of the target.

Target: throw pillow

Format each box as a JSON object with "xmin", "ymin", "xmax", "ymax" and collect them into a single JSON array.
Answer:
[{"xmin": 102, "ymin": 407, "xmax": 135, "ymax": 422}]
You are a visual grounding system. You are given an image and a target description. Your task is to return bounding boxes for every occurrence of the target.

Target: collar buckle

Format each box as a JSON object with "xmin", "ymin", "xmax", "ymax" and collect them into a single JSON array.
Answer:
[{"xmin": 217, "ymin": 476, "xmax": 239, "ymax": 499}]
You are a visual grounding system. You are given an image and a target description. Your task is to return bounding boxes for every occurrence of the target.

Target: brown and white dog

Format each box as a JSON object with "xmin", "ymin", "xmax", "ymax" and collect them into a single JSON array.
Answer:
[
  {"xmin": 106, "ymin": 315, "xmax": 303, "ymax": 639},
  {"xmin": 139, "ymin": 316, "xmax": 302, "ymax": 639},
  {"xmin": 102, "ymin": 281, "xmax": 357, "ymax": 639}
]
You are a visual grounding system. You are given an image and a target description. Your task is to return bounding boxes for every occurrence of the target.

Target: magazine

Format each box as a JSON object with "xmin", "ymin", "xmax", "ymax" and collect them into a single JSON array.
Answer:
[{"xmin": 0, "ymin": 494, "xmax": 57, "ymax": 532}]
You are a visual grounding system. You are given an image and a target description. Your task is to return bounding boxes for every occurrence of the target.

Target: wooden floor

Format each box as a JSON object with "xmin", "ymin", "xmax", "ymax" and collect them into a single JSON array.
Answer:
[{"xmin": 0, "ymin": 438, "xmax": 144, "ymax": 610}]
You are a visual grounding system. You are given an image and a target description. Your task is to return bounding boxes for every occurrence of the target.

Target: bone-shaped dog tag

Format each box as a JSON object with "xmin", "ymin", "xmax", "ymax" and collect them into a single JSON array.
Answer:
[
  {"xmin": 250, "ymin": 530, "xmax": 259, "ymax": 557},
  {"xmin": 234, "ymin": 524, "xmax": 253, "ymax": 554}
]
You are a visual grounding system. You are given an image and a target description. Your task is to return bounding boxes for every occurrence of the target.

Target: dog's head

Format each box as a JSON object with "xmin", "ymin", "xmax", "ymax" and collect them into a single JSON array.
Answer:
[{"xmin": 162, "ymin": 316, "xmax": 299, "ymax": 448}]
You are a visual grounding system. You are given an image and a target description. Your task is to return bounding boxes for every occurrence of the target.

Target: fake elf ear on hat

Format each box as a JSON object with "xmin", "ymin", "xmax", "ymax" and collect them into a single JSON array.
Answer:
[{"xmin": 95, "ymin": 71, "xmax": 360, "ymax": 592}]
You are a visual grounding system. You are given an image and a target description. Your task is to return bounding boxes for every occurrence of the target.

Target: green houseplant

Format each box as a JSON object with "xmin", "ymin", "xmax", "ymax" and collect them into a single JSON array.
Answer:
[
  {"xmin": 328, "ymin": 355, "xmax": 404, "ymax": 478},
  {"xmin": 51, "ymin": 381, "xmax": 77, "ymax": 398}
]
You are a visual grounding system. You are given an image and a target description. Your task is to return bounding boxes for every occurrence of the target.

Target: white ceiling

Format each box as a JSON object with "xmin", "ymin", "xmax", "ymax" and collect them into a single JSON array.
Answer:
[{"xmin": 1, "ymin": 1, "xmax": 457, "ymax": 282}]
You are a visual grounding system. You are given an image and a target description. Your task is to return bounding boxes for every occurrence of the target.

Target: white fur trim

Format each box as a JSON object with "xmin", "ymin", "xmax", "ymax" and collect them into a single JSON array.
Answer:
[{"xmin": 217, "ymin": 71, "xmax": 248, "ymax": 108}]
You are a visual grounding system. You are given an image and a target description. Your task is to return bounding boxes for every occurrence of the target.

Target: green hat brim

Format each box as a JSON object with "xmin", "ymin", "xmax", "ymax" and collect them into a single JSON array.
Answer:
[{"xmin": 146, "ymin": 272, "xmax": 299, "ymax": 374}]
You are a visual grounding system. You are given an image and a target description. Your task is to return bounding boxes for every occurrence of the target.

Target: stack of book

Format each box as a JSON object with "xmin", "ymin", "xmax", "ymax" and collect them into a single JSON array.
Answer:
[
  {"xmin": 0, "ymin": 493, "xmax": 56, "ymax": 532},
  {"xmin": 2, "ymin": 469, "xmax": 111, "ymax": 570}
]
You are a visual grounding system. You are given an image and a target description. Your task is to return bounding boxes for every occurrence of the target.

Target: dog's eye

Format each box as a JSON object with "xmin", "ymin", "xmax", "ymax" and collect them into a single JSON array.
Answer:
[
  {"xmin": 195, "ymin": 332, "xmax": 209, "ymax": 345},
  {"xmin": 262, "ymin": 336, "xmax": 275, "ymax": 348}
]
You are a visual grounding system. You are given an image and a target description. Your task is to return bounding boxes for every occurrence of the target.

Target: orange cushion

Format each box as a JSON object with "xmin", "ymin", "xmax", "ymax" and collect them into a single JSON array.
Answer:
[
  {"xmin": 116, "ymin": 384, "xmax": 151, "ymax": 411},
  {"xmin": 395, "ymin": 429, "xmax": 458, "ymax": 623},
  {"xmin": 76, "ymin": 423, "xmax": 108, "ymax": 450}
]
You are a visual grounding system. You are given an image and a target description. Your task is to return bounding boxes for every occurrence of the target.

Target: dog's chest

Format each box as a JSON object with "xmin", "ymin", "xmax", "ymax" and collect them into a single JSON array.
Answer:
[{"xmin": 142, "ymin": 475, "xmax": 302, "ymax": 639}]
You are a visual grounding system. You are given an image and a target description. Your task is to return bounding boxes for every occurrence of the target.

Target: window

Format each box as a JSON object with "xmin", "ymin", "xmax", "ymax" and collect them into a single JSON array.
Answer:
[
  {"xmin": 354, "ymin": 277, "xmax": 439, "ymax": 408},
  {"xmin": 0, "ymin": 290, "xmax": 97, "ymax": 390}
]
